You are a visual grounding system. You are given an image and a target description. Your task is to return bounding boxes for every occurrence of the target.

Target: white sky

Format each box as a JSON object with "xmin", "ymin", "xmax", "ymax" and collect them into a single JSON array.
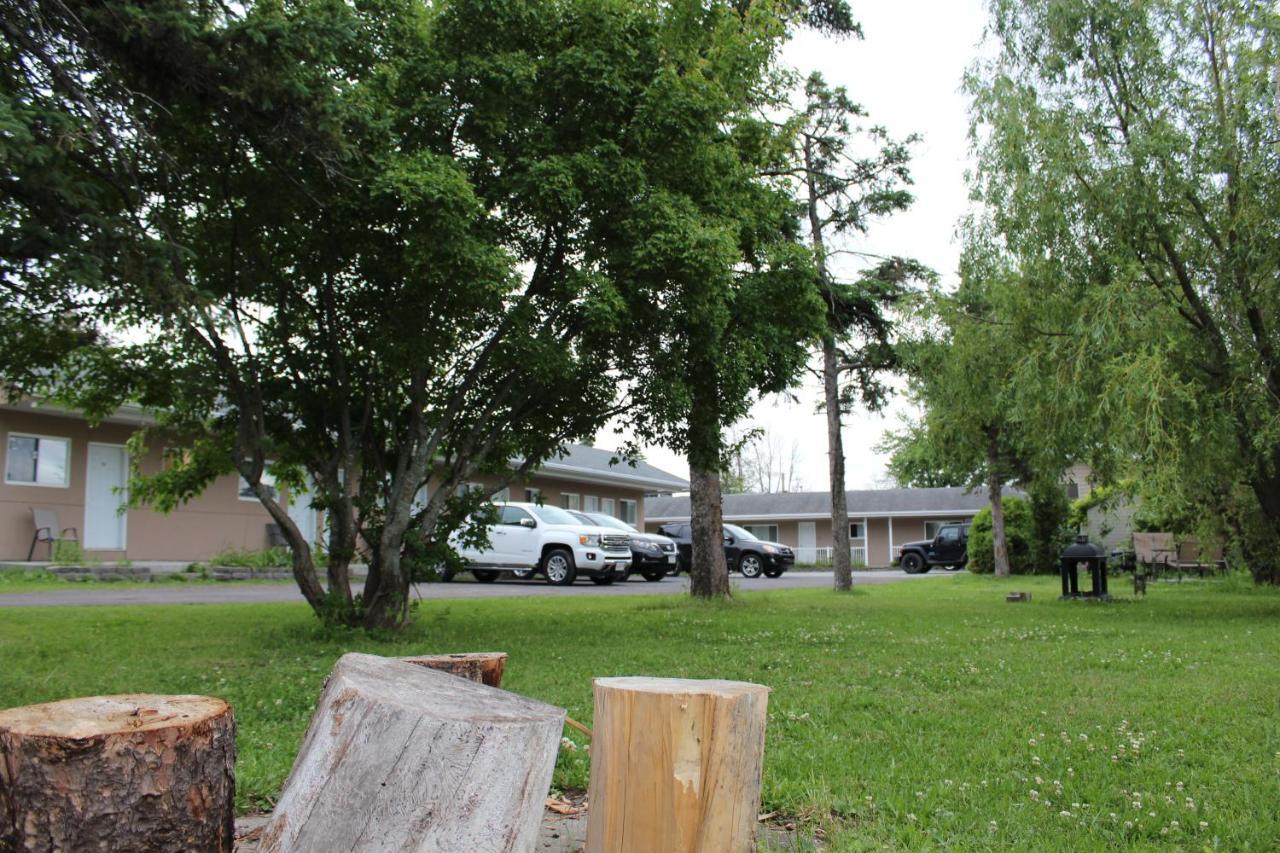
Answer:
[{"xmin": 597, "ymin": 1, "xmax": 990, "ymax": 490}]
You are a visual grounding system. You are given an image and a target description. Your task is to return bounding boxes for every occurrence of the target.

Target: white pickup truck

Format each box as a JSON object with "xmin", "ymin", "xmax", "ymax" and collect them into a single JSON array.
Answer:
[{"xmin": 448, "ymin": 501, "xmax": 632, "ymax": 585}]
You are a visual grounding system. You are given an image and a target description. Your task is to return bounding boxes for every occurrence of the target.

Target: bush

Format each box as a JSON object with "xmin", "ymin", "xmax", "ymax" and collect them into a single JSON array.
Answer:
[
  {"xmin": 208, "ymin": 547, "xmax": 291, "ymax": 570},
  {"xmin": 967, "ymin": 496, "xmax": 1034, "ymax": 574}
]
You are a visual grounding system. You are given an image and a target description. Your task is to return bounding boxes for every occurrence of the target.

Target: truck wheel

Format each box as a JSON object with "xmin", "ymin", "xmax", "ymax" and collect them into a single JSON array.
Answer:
[
  {"xmin": 440, "ymin": 568, "xmax": 454, "ymax": 582},
  {"xmin": 738, "ymin": 553, "xmax": 764, "ymax": 578},
  {"xmin": 542, "ymin": 548, "xmax": 577, "ymax": 586},
  {"xmin": 511, "ymin": 569, "xmax": 535, "ymax": 580},
  {"xmin": 472, "ymin": 570, "xmax": 498, "ymax": 583},
  {"xmin": 943, "ymin": 564, "xmax": 963, "ymax": 572},
  {"xmin": 590, "ymin": 574, "xmax": 615, "ymax": 586},
  {"xmin": 901, "ymin": 552, "xmax": 927, "ymax": 574},
  {"xmin": 642, "ymin": 570, "xmax": 667, "ymax": 582}
]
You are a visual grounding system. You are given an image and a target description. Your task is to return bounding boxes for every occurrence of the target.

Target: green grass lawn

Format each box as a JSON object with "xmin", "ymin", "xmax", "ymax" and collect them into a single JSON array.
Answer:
[{"xmin": 2, "ymin": 575, "xmax": 1277, "ymax": 849}]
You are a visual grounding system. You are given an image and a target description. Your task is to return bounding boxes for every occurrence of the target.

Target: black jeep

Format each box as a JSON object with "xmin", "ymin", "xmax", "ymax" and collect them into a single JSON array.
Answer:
[{"xmin": 897, "ymin": 522, "xmax": 971, "ymax": 574}]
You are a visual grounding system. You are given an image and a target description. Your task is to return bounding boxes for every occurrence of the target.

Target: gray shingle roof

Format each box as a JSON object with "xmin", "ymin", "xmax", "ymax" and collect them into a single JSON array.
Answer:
[
  {"xmin": 544, "ymin": 444, "xmax": 688, "ymax": 490},
  {"xmin": 645, "ymin": 486, "xmax": 1022, "ymax": 520}
]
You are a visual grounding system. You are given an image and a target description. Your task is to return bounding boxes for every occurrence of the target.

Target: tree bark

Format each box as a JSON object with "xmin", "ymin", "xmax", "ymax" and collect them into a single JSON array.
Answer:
[
  {"xmin": 586, "ymin": 676, "xmax": 770, "ymax": 853},
  {"xmin": 689, "ymin": 467, "xmax": 731, "ymax": 598},
  {"xmin": 824, "ymin": 337, "xmax": 853, "ymax": 590},
  {"xmin": 0, "ymin": 694, "xmax": 235, "ymax": 852},
  {"xmin": 987, "ymin": 437, "xmax": 1010, "ymax": 578},
  {"xmin": 400, "ymin": 652, "xmax": 507, "ymax": 687},
  {"xmin": 261, "ymin": 653, "xmax": 563, "ymax": 853}
]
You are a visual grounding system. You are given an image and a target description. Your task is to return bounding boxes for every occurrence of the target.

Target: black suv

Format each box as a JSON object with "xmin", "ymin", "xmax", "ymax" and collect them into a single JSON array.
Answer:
[
  {"xmin": 654, "ymin": 522, "xmax": 794, "ymax": 578},
  {"xmin": 897, "ymin": 522, "xmax": 970, "ymax": 574}
]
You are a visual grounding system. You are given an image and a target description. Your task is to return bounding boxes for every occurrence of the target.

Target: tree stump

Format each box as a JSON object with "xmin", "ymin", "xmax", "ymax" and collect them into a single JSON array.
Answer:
[
  {"xmin": 260, "ymin": 653, "xmax": 564, "ymax": 853},
  {"xmin": 585, "ymin": 676, "xmax": 771, "ymax": 853},
  {"xmin": 400, "ymin": 651, "xmax": 507, "ymax": 687},
  {"xmin": 0, "ymin": 694, "xmax": 236, "ymax": 852}
]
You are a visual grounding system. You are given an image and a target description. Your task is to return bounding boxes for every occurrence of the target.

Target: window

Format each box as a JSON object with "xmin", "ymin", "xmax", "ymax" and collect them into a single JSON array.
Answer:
[
  {"xmin": 602, "ymin": 498, "xmax": 615, "ymax": 516},
  {"xmin": 849, "ymin": 522, "xmax": 865, "ymax": 539},
  {"xmin": 620, "ymin": 499, "xmax": 637, "ymax": 525},
  {"xmin": 455, "ymin": 481, "xmax": 484, "ymax": 497},
  {"xmin": 525, "ymin": 487, "xmax": 541, "ymax": 503},
  {"xmin": 5, "ymin": 434, "xmax": 70, "ymax": 487},
  {"xmin": 238, "ymin": 471, "xmax": 278, "ymax": 501},
  {"xmin": 560, "ymin": 493, "xmax": 581, "ymax": 511},
  {"xmin": 499, "ymin": 506, "xmax": 534, "ymax": 526},
  {"xmin": 939, "ymin": 526, "xmax": 962, "ymax": 543},
  {"xmin": 743, "ymin": 524, "xmax": 779, "ymax": 542},
  {"xmin": 490, "ymin": 486, "xmax": 510, "ymax": 502},
  {"xmin": 925, "ymin": 520, "xmax": 965, "ymax": 539},
  {"xmin": 584, "ymin": 495, "xmax": 600, "ymax": 512}
]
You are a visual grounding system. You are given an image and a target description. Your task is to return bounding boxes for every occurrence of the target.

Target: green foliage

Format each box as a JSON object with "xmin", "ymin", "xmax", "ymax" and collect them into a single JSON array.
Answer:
[
  {"xmin": 4, "ymin": 579, "xmax": 1280, "ymax": 847},
  {"xmin": 207, "ymin": 548, "xmax": 292, "ymax": 571},
  {"xmin": 967, "ymin": 496, "xmax": 1034, "ymax": 574},
  {"xmin": 50, "ymin": 540, "xmax": 84, "ymax": 565},
  {"xmin": 967, "ymin": 0, "xmax": 1280, "ymax": 582},
  {"xmin": 1026, "ymin": 477, "xmax": 1072, "ymax": 573}
]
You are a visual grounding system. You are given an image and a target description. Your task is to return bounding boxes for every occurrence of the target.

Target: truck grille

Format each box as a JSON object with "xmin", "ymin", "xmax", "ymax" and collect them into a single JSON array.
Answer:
[{"xmin": 602, "ymin": 534, "xmax": 631, "ymax": 552}]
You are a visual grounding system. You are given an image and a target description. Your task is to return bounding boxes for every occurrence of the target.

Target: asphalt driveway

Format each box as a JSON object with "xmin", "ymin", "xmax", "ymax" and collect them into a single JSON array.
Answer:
[{"xmin": 0, "ymin": 570, "xmax": 947, "ymax": 608}]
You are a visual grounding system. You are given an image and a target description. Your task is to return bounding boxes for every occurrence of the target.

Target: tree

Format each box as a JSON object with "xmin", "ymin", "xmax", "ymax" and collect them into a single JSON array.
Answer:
[
  {"xmin": 6, "ymin": 0, "xmax": 814, "ymax": 627},
  {"xmin": 968, "ymin": 0, "xmax": 1280, "ymax": 582},
  {"xmin": 967, "ymin": 496, "xmax": 1034, "ymax": 574},
  {"xmin": 722, "ymin": 426, "xmax": 805, "ymax": 493},
  {"xmin": 782, "ymin": 73, "xmax": 922, "ymax": 592}
]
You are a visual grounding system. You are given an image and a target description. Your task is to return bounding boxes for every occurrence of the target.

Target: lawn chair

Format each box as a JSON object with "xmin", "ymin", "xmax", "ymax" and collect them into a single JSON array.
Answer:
[
  {"xmin": 28, "ymin": 507, "xmax": 78, "ymax": 561},
  {"xmin": 1172, "ymin": 538, "xmax": 1228, "ymax": 578},
  {"xmin": 1133, "ymin": 532, "xmax": 1177, "ymax": 581}
]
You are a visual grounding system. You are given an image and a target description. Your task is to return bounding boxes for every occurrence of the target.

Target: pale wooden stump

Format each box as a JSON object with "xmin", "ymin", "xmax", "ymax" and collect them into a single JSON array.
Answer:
[
  {"xmin": 260, "ymin": 653, "xmax": 564, "ymax": 853},
  {"xmin": 585, "ymin": 676, "xmax": 771, "ymax": 853},
  {"xmin": 0, "ymin": 694, "xmax": 236, "ymax": 852},
  {"xmin": 400, "ymin": 651, "xmax": 507, "ymax": 687}
]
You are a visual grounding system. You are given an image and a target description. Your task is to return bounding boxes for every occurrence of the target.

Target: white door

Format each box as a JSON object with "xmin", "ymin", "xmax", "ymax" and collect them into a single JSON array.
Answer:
[
  {"xmin": 798, "ymin": 522, "xmax": 817, "ymax": 563},
  {"xmin": 287, "ymin": 477, "xmax": 319, "ymax": 544},
  {"xmin": 85, "ymin": 444, "xmax": 127, "ymax": 550}
]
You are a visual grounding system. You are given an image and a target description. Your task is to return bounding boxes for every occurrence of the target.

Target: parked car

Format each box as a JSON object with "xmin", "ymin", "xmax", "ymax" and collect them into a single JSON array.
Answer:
[
  {"xmin": 897, "ymin": 522, "xmax": 970, "ymax": 574},
  {"xmin": 570, "ymin": 511, "xmax": 678, "ymax": 582},
  {"xmin": 654, "ymin": 522, "xmax": 794, "ymax": 578},
  {"xmin": 448, "ymin": 502, "xmax": 631, "ymax": 585}
]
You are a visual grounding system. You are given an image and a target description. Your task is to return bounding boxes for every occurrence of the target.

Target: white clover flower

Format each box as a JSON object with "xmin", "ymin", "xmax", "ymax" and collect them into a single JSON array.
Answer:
[
  {"xmin": 560, "ymin": 737, "xmax": 577, "ymax": 752},
  {"xmin": 1059, "ymin": 810, "xmax": 1072, "ymax": 818},
  {"xmin": 1029, "ymin": 790, "xmax": 1040, "ymax": 800},
  {"xmin": 1199, "ymin": 821, "xmax": 1208, "ymax": 830}
]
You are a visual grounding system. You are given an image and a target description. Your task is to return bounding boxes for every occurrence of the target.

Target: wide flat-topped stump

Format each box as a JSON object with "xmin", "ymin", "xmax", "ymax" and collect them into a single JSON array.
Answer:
[
  {"xmin": 0, "ymin": 694, "xmax": 236, "ymax": 852},
  {"xmin": 260, "ymin": 653, "xmax": 564, "ymax": 853},
  {"xmin": 400, "ymin": 651, "xmax": 507, "ymax": 687},
  {"xmin": 586, "ymin": 676, "xmax": 771, "ymax": 853}
]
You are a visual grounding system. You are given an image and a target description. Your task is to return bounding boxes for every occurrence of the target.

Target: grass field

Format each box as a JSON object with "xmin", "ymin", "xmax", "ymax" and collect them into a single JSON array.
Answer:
[{"xmin": 2, "ymin": 574, "xmax": 1277, "ymax": 849}]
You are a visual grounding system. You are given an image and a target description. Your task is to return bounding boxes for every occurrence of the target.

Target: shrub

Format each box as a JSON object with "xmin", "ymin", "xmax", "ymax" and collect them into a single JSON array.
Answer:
[
  {"xmin": 967, "ymin": 496, "xmax": 1034, "ymax": 574},
  {"xmin": 208, "ymin": 547, "xmax": 291, "ymax": 570}
]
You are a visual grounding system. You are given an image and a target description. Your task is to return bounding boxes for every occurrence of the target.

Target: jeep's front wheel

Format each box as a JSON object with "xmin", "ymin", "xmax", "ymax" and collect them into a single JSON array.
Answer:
[
  {"xmin": 472, "ymin": 569, "xmax": 498, "ymax": 583},
  {"xmin": 738, "ymin": 553, "xmax": 764, "ymax": 578},
  {"xmin": 900, "ymin": 552, "xmax": 928, "ymax": 574},
  {"xmin": 542, "ymin": 548, "xmax": 577, "ymax": 586}
]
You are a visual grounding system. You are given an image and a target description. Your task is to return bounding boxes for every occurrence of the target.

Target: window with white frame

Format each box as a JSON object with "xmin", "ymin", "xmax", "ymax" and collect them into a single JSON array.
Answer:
[
  {"xmin": 584, "ymin": 495, "xmax": 600, "ymax": 512},
  {"xmin": 455, "ymin": 481, "xmax": 485, "ymax": 497},
  {"xmin": 601, "ymin": 497, "xmax": 615, "ymax": 516},
  {"xmin": 5, "ymin": 434, "xmax": 70, "ymax": 487},
  {"xmin": 743, "ymin": 524, "xmax": 779, "ymax": 542},
  {"xmin": 620, "ymin": 499, "xmax": 637, "ymax": 525},
  {"xmin": 849, "ymin": 521, "xmax": 865, "ymax": 539},
  {"xmin": 560, "ymin": 493, "xmax": 581, "ymax": 511},
  {"xmin": 238, "ymin": 471, "xmax": 278, "ymax": 501},
  {"xmin": 525, "ymin": 487, "xmax": 541, "ymax": 503},
  {"xmin": 925, "ymin": 520, "xmax": 965, "ymax": 539}
]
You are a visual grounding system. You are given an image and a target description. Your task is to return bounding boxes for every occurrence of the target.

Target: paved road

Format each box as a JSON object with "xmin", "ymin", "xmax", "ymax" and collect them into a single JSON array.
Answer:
[{"xmin": 0, "ymin": 570, "xmax": 947, "ymax": 608}]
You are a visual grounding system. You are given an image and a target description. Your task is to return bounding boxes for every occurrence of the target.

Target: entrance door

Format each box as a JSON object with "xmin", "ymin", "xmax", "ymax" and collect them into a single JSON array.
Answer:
[
  {"xmin": 287, "ymin": 477, "xmax": 319, "ymax": 545},
  {"xmin": 797, "ymin": 522, "xmax": 817, "ymax": 563},
  {"xmin": 84, "ymin": 444, "xmax": 127, "ymax": 550}
]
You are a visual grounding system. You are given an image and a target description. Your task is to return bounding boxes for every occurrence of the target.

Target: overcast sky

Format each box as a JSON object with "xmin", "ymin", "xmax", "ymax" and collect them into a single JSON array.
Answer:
[{"xmin": 596, "ymin": 0, "xmax": 991, "ymax": 490}]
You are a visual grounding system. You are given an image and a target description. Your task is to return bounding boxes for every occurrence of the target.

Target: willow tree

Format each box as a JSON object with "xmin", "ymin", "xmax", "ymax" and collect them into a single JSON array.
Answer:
[
  {"xmin": 968, "ymin": 0, "xmax": 1280, "ymax": 581},
  {"xmin": 6, "ymin": 0, "xmax": 817, "ymax": 627}
]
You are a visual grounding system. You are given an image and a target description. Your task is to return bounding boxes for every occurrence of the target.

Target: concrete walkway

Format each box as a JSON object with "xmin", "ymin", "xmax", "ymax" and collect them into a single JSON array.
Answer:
[{"xmin": 0, "ymin": 570, "xmax": 947, "ymax": 608}]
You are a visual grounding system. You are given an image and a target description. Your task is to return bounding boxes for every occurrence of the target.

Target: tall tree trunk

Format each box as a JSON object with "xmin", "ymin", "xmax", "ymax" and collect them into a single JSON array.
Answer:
[
  {"xmin": 824, "ymin": 337, "xmax": 853, "ymax": 590},
  {"xmin": 986, "ymin": 436, "xmax": 1010, "ymax": 578},
  {"xmin": 687, "ymin": 379, "xmax": 730, "ymax": 599}
]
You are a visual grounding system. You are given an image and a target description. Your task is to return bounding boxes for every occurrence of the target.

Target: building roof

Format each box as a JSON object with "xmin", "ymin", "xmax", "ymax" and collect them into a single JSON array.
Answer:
[
  {"xmin": 542, "ymin": 445, "xmax": 688, "ymax": 491},
  {"xmin": 645, "ymin": 486, "xmax": 1021, "ymax": 521}
]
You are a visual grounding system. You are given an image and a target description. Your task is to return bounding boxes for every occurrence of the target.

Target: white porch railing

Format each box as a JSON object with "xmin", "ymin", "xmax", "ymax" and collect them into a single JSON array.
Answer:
[
  {"xmin": 891, "ymin": 544, "xmax": 903, "ymax": 559},
  {"xmin": 795, "ymin": 545, "xmax": 867, "ymax": 567}
]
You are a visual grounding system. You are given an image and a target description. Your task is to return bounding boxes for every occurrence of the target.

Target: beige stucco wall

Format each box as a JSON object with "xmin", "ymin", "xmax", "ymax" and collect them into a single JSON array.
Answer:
[{"xmin": 2, "ymin": 409, "xmax": 656, "ymax": 562}]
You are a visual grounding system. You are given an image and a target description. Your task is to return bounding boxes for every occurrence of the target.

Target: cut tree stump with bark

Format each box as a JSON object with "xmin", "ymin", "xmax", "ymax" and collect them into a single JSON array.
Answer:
[
  {"xmin": 0, "ymin": 694, "xmax": 236, "ymax": 852},
  {"xmin": 260, "ymin": 653, "xmax": 564, "ymax": 853},
  {"xmin": 400, "ymin": 651, "xmax": 507, "ymax": 687},
  {"xmin": 585, "ymin": 676, "xmax": 771, "ymax": 853}
]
